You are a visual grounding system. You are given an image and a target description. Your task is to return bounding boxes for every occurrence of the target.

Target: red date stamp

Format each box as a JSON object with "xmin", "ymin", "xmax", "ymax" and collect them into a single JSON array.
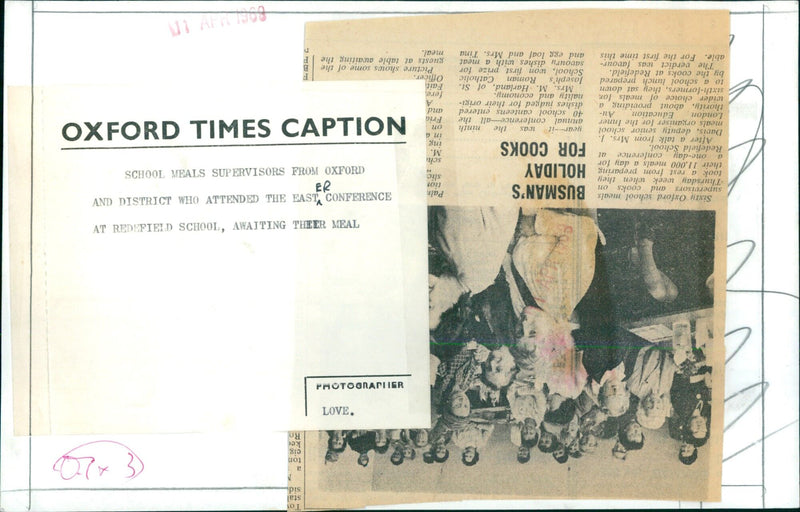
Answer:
[
  {"xmin": 168, "ymin": 6, "xmax": 267, "ymax": 38},
  {"xmin": 53, "ymin": 441, "xmax": 144, "ymax": 482}
]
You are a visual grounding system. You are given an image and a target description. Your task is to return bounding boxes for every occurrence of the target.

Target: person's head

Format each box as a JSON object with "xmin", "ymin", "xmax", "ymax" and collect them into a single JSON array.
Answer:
[
  {"xmin": 422, "ymin": 451, "xmax": 434, "ymax": 464},
  {"xmin": 618, "ymin": 419, "xmax": 645, "ymax": 451},
  {"xmin": 325, "ymin": 450, "xmax": 339, "ymax": 463},
  {"xmin": 685, "ymin": 415, "xmax": 709, "ymax": 446},
  {"xmin": 517, "ymin": 445, "xmax": 531, "ymax": 464},
  {"xmin": 411, "ymin": 429, "xmax": 429, "ymax": 448},
  {"xmin": 520, "ymin": 306, "xmax": 557, "ymax": 340},
  {"xmin": 357, "ymin": 453, "xmax": 370, "ymax": 467},
  {"xmin": 483, "ymin": 346, "xmax": 517, "ymax": 389},
  {"xmin": 552, "ymin": 443, "xmax": 568, "ymax": 464},
  {"xmin": 433, "ymin": 442, "xmax": 450, "ymax": 463},
  {"xmin": 612, "ymin": 440, "xmax": 627, "ymax": 461},
  {"xmin": 390, "ymin": 448, "xmax": 404, "ymax": 466},
  {"xmin": 579, "ymin": 433, "xmax": 598, "ymax": 454},
  {"xmin": 449, "ymin": 391, "xmax": 472, "ymax": 418},
  {"xmin": 538, "ymin": 430, "xmax": 557, "ymax": 453},
  {"xmin": 461, "ymin": 447, "xmax": 479, "ymax": 466},
  {"xmin": 402, "ymin": 445, "xmax": 416, "ymax": 460},
  {"xmin": 521, "ymin": 418, "xmax": 540, "ymax": 448},
  {"xmin": 545, "ymin": 395, "xmax": 578, "ymax": 428},
  {"xmin": 636, "ymin": 391, "xmax": 669, "ymax": 430},
  {"xmin": 678, "ymin": 443, "xmax": 698, "ymax": 465},
  {"xmin": 599, "ymin": 378, "xmax": 630, "ymax": 417},
  {"xmin": 547, "ymin": 393, "xmax": 566, "ymax": 412},
  {"xmin": 561, "ymin": 417, "xmax": 580, "ymax": 444},
  {"xmin": 568, "ymin": 441, "xmax": 583, "ymax": 459},
  {"xmin": 374, "ymin": 429, "xmax": 388, "ymax": 447},
  {"xmin": 328, "ymin": 431, "xmax": 346, "ymax": 452},
  {"xmin": 593, "ymin": 415, "xmax": 619, "ymax": 439},
  {"xmin": 429, "ymin": 274, "xmax": 465, "ymax": 330},
  {"xmin": 374, "ymin": 442, "xmax": 390, "ymax": 455}
]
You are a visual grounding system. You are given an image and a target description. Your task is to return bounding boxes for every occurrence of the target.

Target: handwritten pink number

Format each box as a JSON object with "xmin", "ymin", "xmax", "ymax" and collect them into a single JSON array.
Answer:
[
  {"xmin": 126, "ymin": 452, "xmax": 138, "ymax": 478},
  {"xmin": 53, "ymin": 441, "xmax": 143, "ymax": 482}
]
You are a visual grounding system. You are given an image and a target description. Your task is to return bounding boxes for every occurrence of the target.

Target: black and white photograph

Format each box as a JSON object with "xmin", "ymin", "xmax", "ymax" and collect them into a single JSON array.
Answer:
[{"xmin": 311, "ymin": 207, "xmax": 717, "ymax": 500}]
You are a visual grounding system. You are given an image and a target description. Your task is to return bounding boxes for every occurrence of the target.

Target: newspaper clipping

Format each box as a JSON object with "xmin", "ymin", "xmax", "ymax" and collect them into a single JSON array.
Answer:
[{"xmin": 289, "ymin": 9, "xmax": 728, "ymax": 509}]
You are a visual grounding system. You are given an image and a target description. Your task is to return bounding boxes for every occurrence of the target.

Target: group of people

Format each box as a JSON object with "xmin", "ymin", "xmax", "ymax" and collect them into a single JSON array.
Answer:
[
  {"xmin": 323, "ymin": 206, "xmax": 713, "ymax": 469},
  {"xmin": 425, "ymin": 323, "xmax": 711, "ymax": 467},
  {"xmin": 325, "ymin": 428, "xmax": 434, "ymax": 467}
]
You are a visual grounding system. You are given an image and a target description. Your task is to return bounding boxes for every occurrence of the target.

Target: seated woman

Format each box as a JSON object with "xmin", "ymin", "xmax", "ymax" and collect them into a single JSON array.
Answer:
[
  {"xmin": 430, "ymin": 390, "xmax": 491, "ymax": 467},
  {"xmin": 670, "ymin": 364, "xmax": 712, "ymax": 447},
  {"xmin": 468, "ymin": 345, "xmax": 517, "ymax": 407},
  {"xmin": 431, "ymin": 340, "xmax": 489, "ymax": 412},
  {"xmin": 347, "ymin": 430, "xmax": 377, "ymax": 468},
  {"xmin": 576, "ymin": 374, "xmax": 627, "ymax": 425},
  {"xmin": 576, "ymin": 339, "xmax": 646, "ymax": 419},
  {"xmin": 452, "ymin": 421, "xmax": 494, "ymax": 467},
  {"xmin": 617, "ymin": 417, "xmax": 645, "ymax": 451},
  {"xmin": 429, "ymin": 391, "xmax": 472, "ymax": 448},
  {"xmin": 506, "ymin": 354, "xmax": 547, "ymax": 429},
  {"xmin": 626, "ymin": 345, "xmax": 679, "ymax": 430},
  {"xmin": 509, "ymin": 417, "xmax": 542, "ymax": 452},
  {"xmin": 408, "ymin": 428, "xmax": 431, "ymax": 451},
  {"xmin": 542, "ymin": 393, "xmax": 581, "ymax": 448}
]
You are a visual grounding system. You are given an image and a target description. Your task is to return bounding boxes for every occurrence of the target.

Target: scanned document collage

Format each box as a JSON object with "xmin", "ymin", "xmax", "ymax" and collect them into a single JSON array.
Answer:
[{"xmin": 289, "ymin": 9, "xmax": 729, "ymax": 509}]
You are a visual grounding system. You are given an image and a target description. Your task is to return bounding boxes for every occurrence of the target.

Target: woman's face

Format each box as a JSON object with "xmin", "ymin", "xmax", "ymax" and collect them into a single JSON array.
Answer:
[
  {"xmin": 624, "ymin": 421, "xmax": 644, "ymax": 444},
  {"xmin": 642, "ymin": 392, "xmax": 667, "ymax": 414},
  {"xmin": 484, "ymin": 347, "xmax": 516, "ymax": 388},
  {"xmin": 689, "ymin": 416, "xmax": 707, "ymax": 438},
  {"xmin": 463, "ymin": 447, "xmax": 477, "ymax": 463},
  {"xmin": 521, "ymin": 419, "xmax": 538, "ymax": 441},
  {"xmin": 600, "ymin": 381, "xmax": 629, "ymax": 417},
  {"xmin": 450, "ymin": 392, "xmax": 471, "ymax": 417},
  {"xmin": 390, "ymin": 450, "xmax": 403, "ymax": 464},
  {"xmin": 680, "ymin": 443, "xmax": 696, "ymax": 457}
]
